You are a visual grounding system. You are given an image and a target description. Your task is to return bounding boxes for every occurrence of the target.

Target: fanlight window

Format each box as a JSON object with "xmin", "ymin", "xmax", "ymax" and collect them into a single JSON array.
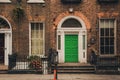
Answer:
[
  {"xmin": 62, "ymin": 18, "xmax": 82, "ymax": 28},
  {"xmin": 0, "ymin": 18, "xmax": 10, "ymax": 29}
]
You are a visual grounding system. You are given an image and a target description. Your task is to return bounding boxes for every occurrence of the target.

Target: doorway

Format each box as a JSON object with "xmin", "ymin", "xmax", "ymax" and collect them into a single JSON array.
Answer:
[{"xmin": 57, "ymin": 16, "xmax": 87, "ymax": 63}]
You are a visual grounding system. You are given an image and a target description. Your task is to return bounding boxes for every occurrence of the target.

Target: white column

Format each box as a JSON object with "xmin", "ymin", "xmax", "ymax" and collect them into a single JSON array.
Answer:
[
  {"xmin": 4, "ymin": 33, "xmax": 8, "ymax": 65},
  {"xmin": 58, "ymin": 31, "xmax": 64, "ymax": 63},
  {"xmin": 5, "ymin": 33, "xmax": 11, "ymax": 65},
  {"xmin": 78, "ymin": 31, "xmax": 83, "ymax": 63}
]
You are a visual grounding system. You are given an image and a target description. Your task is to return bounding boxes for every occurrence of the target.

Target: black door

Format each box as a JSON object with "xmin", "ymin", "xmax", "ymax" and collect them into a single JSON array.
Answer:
[{"xmin": 0, "ymin": 34, "xmax": 4, "ymax": 64}]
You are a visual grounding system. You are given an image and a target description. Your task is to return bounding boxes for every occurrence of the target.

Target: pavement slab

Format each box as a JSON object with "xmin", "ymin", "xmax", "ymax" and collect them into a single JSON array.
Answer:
[{"xmin": 0, "ymin": 74, "xmax": 120, "ymax": 80}]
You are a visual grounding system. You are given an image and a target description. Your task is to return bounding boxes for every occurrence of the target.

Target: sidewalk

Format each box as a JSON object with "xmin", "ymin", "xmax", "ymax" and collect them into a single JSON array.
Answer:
[{"xmin": 0, "ymin": 74, "xmax": 120, "ymax": 80}]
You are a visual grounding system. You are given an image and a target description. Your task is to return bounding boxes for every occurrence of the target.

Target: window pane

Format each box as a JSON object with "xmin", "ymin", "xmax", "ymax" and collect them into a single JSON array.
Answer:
[
  {"xmin": 105, "ymin": 28, "xmax": 109, "ymax": 36},
  {"xmin": 31, "ymin": 23, "xmax": 44, "ymax": 55},
  {"xmin": 109, "ymin": 19, "xmax": 114, "ymax": 28},
  {"xmin": 110, "ymin": 28, "xmax": 114, "ymax": 36},
  {"xmin": 62, "ymin": 18, "xmax": 82, "ymax": 27},
  {"xmin": 100, "ymin": 38, "xmax": 104, "ymax": 45},
  {"xmin": 100, "ymin": 19, "xmax": 104, "ymax": 28},
  {"xmin": 83, "ymin": 35, "xmax": 85, "ymax": 49},
  {"xmin": 110, "ymin": 38, "xmax": 114, "ymax": 45},
  {"xmin": 110, "ymin": 46, "xmax": 114, "ymax": 54},
  {"xmin": 100, "ymin": 28, "xmax": 104, "ymax": 36},
  {"xmin": 105, "ymin": 38, "xmax": 109, "ymax": 45},
  {"xmin": 104, "ymin": 20, "xmax": 109, "ymax": 28},
  {"xmin": 58, "ymin": 35, "xmax": 61, "ymax": 50},
  {"xmin": 105, "ymin": 46, "xmax": 109, "ymax": 53},
  {"xmin": 100, "ymin": 46, "xmax": 104, "ymax": 54},
  {"xmin": 0, "ymin": 18, "xmax": 10, "ymax": 29}
]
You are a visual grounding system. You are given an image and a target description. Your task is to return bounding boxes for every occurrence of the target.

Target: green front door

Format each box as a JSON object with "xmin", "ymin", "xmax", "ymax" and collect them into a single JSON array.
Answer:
[{"xmin": 65, "ymin": 35, "xmax": 78, "ymax": 62}]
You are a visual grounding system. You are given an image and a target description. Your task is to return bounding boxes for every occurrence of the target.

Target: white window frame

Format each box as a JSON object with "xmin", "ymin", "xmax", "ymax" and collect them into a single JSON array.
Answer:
[
  {"xmin": 99, "ymin": 18, "xmax": 116, "ymax": 55},
  {"xmin": 27, "ymin": 0, "xmax": 45, "ymax": 3},
  {"xmin": 29, "ymin": 22, "xmax": 45, "ymax": 57},
  {"xmin": 0, "ymin": 0, "xmax": 11, "ymax": 3}
]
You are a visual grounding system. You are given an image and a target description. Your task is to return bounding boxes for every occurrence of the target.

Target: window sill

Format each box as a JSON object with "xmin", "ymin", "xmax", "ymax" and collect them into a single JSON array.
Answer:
[
  {"xmin": 27, "ymin": 0, "xmax": 45, "ymax": 4},
  {"xmin": 0, "ymin": 0, "xmax": 11, "ymax": 3}
]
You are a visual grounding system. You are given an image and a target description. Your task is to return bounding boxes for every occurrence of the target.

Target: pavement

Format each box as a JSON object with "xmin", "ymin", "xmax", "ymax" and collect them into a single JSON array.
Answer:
[{"xmin": 0, "ymin": 74, "xmax": 120, "ymax": 80}]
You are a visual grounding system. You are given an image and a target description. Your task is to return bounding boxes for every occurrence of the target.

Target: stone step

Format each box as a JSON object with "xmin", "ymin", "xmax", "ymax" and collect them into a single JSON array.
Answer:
[
  {"xmin": 51, "ymin": 63, "xmax": 95, "ymax": 73},
  {"xmin": 0, "ymin": 70, "xmax": 8, "ymax": 74},
  {"xmin": 57, "ymin": 70, "xmax": 95, "ymax": 73},
  {"xmin": 57, "ymin": 67, "xmax": 94, "ymax": 70},
  {"xmin": 0, "ymin": 65, "xmax": 8, "ymax": 74}
]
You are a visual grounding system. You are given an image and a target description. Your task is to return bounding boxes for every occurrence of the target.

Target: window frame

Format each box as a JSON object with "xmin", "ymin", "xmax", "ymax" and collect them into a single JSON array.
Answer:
[
  {"xmin": 99, "ymin": 18, "xmax": 116, "ymax": 55},
  {"xmin": 29, "ymin": 22, "xmax": 45, "ymax": 56}
]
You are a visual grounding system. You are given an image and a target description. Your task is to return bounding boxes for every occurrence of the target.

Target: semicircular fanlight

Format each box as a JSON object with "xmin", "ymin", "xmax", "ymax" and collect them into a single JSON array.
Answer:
[
  {"xmin": 0, "ymin": 18, "xmax": 10, "ymax": 29},
  {"xmin": 62, "ymin": 18, "xmax": 82, "ymax": 28}
]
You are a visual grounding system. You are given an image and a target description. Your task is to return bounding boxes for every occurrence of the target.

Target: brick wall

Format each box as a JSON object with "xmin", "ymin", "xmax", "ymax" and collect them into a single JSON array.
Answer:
[
  {"xmin": 49, "ymin": 0, "xmax": 120, "ymax": 61},
  {"xmin": 0, "ymin": 0, "xmax": 120, "ymax": 61}
]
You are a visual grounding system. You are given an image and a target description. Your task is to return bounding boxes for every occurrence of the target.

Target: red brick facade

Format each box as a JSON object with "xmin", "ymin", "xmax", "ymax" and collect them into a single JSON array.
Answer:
[{"xmin": 0, "ymin": 0, "xmax": 120, "ymax": 64}]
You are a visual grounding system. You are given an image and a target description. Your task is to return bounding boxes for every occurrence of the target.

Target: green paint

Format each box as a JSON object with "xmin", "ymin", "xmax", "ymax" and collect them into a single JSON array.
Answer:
[{"xmin": 65, "ymin": 35, "xmax": 78, "ymax": 62}]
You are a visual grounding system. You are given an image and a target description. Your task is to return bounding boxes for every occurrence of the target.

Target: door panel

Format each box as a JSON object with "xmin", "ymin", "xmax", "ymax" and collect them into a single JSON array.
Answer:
[
  {"xmin": 65, "ymin": 35, "xmax": 78, "ymax": 62},
  {"xmin": 0, "ymin": 34, "xmax": 4, "ymax": 64}
]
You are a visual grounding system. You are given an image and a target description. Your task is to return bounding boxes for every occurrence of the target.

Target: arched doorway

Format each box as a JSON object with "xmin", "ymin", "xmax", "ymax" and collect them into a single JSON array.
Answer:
[
  {"xmin": 57, "ymin": 16, "xmax": 87, "ymax": 63},
  {"xmin": 0, "ymin": 16, "xmax": 12, "ymax": 65}
]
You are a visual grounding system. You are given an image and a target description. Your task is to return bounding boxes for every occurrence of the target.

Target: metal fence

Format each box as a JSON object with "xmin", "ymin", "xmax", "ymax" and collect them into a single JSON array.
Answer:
[
  {"xmin": 95, "ymin": 55, "xmax": 120, "ymax": 73},
  {"xmin": 8, "ymin": 54, "xmax": 48, "ymax": 74}
]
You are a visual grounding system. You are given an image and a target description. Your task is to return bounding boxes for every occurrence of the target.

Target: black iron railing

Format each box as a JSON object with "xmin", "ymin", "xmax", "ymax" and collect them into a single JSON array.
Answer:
[
  {"xmin": 95, "ymin": 55, "xmax": 120, "ymax": 73},
  {"xmin": 48, "ymin": 48, "xmax": 58, "ymax": 73},
  {"xmin": 8, "ymin": 54, "xmax": 48, "ymax": 74}
]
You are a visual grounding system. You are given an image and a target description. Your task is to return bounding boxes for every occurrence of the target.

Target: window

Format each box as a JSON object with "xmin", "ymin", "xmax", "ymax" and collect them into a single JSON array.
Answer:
[
  {"xmin": 62, "ymin": 18, "xmax": 82, "ymax": 28},
  {"xmin": 30, "ymin": 23, "xmax": 44, "ymax": 55},
  {"xmin": 27, "ymin": 0, "xmax": 45, "ymax": 3},
  {"xmin": 58, "ymin": 35, "xmax": 61, "ymax": 50},
  {"xmin": 0, "ymin": 0, "xmax": 11, "ymax": 3},
  {"xmin": 0, "ymin": 18, "xmax": 10, "ymax": 29},
  {"xmin": 99, "ymin": 19, "xmax": 116, "ymax": 55},
  {"xmin": 83, "ymin": 35, "xmax": 85, "ymax": 50}
]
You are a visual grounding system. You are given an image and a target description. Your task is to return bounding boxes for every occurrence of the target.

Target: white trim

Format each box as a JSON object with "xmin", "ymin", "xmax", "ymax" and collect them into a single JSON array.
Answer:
[
  {"xmin": 57, "ymin": 16, "xmax": 86, "ymax": 29},
  {"xmin": 57, "ymin": 16, "xmax": 87, "ymax": 63},
  {"xmin": 0, "ymin": 0, "xmax": 11, "ymax": 3},
  {"xmin": 114, "ymin": 20, "xmax": 117, "ymax": 55},
  {"xmin": 29, "ymin": 22, "xmax": 45, "ymax": 57},
  {"xmin": 0, "ymin": 16, "xmax": 12, "ymax": 65},
  {"xmin": 27, "ymin": 0, "xmax": 45, "ymax": 3}
]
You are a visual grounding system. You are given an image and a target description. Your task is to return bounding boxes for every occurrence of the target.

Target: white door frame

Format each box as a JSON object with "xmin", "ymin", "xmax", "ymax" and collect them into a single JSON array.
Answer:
[
  {"xmin": 57, "ymin": 16, "xmax": 87, "ymax": 63},
  {"xmin": 0, "ymin": 16, "xmax": 12, "ymax": 65}
]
